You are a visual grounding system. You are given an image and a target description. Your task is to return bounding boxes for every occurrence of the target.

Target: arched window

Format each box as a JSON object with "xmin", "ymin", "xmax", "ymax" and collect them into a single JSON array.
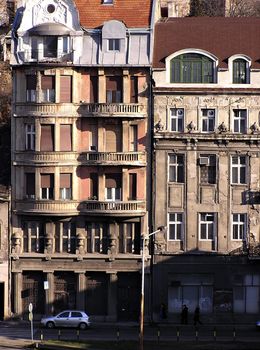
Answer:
[
  {"xmin": 233, "ymin": 59, "xmax": 249, "ymax": 84},
  {"xmin": 170, "ymin": 53, "xmax": 215, "ymax": 83}
]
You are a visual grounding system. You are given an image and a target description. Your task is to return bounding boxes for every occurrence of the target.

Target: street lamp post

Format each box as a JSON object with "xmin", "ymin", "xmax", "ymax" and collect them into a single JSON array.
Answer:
[{"xmin": 139, "ymin": 226, "xmax": 165, "ymax": 350}]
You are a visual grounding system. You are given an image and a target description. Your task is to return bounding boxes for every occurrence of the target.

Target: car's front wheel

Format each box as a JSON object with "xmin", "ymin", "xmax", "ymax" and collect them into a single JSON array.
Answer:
[
  {"xmin": 78, "ymin": 322, "xmax": 88, "ymax": 330},
  {"xmin": 46, "ymin": 321, "xmax": 55, "ymax": 329}
]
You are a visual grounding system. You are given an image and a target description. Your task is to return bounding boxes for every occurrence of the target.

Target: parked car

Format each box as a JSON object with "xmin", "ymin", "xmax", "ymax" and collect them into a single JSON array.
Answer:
[{"xmin": 41, "ymin": 310, "xmax": 90, "ymax": 330}]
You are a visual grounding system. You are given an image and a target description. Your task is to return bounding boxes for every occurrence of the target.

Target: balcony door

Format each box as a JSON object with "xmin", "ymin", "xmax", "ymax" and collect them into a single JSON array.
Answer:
[
  {"xmin": 105, "ymin": 123, "xmax": 122, "ymax": 152},
  {"xmin": 105, "ymin": 174, "xmax": 121, "ymax": 201},
  {"xmin": 106, "ymin": 76, "xmax": 123, "ymax": 103}
]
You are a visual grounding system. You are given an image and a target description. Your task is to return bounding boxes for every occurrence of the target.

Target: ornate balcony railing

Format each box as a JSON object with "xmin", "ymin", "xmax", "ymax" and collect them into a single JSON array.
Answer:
[
  {"xmin": 14, "ymin": 151, "xmax": 147, "ymax": 166},
  {"xmin": 14, "ymin": 102, "xmax": 146, "ymax": 117},
  {"xmin": 14, "ymin": 200, "xmax": 146, "ymax": 215}
]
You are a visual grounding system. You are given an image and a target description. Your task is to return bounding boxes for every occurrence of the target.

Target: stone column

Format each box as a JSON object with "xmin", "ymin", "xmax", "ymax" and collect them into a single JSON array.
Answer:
[
  {"xmin": 76, "ymin": 272, "xmax": 86, "ymax": 310},
  {"xmin": 44, "ymin": 272, "xmax": 54, "ymax": 315},
  {"xmin": 13, "ymin": 272, "xmax": 22, "ymax": 317},
  {"xmin": 123, "ymin": 69, "xmax": 130, "ymax": 103},
  {"xmin": 122, "ymin": 168, "xmax": 128, "ymax": 201},
  {"xmin": 98, "ymin": 69, "xmax": 106, "ymax": 103},
  {"xmin": 122, "ymin": 121, "xmax": 128, "ymax": 152},
  {"xmin": 107, "ymin": 272, "xmax": 117, "ymax": 321}
]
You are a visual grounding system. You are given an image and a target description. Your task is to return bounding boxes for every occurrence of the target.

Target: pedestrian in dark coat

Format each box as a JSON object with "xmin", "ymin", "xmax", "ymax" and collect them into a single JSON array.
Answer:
[
  {"xmin": 193, "ymin": 306, "xmax": 202, "ymax": 325},
  {"xmin": 181, "ymin": 304, "xmax": 188, "ymax": 324}
]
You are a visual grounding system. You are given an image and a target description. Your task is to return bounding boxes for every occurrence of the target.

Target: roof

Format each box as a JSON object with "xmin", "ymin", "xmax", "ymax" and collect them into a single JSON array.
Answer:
[
  {"xmin": 153, "ymin": 17, "xmax": 260, "ymax": 69},
  {"xmin": 74, "ymin": 0, "xmax": 152, "ymax": 28}
]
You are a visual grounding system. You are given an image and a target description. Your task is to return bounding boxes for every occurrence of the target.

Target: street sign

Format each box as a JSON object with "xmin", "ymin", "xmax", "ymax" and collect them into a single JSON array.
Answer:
[{"xmin": 29, "ymin": 303, "xmax": 33, "ymax": 312}]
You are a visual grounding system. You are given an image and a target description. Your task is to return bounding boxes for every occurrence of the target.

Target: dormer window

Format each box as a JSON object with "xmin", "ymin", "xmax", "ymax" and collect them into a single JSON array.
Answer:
[
  {"xmin": 170, "ymin": 53, "xmax": 215, "ymax": 83},
  {"xmin": 108, "ymin": 39, "xmax": 120, "ymax": 51},
  {"xmin": 233, "ymin": 58, "xmax": 249, "ymax": 84}
]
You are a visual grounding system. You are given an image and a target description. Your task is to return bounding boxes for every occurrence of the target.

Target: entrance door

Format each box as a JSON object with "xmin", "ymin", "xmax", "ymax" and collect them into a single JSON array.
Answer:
[{"xmin": 117, "ymin": 273, "xmax": 140, "ymax": 321}]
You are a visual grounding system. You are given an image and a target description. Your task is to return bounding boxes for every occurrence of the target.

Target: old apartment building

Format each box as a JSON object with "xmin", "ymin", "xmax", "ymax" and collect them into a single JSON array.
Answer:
[
  {"xmin": 10, "ymin": 0, "xmax": 152, "ymax": 320},
  {"xmin": 152, "ymin": 17, "xmax": 260, "ymax": 323}
]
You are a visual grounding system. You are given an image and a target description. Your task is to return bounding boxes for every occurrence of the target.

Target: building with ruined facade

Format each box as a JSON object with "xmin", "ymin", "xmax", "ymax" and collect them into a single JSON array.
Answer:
[
  {"xmin": 10, "ymin": 0, "xmax": 153, "ymax": 320},
  {"xmin": 152, "ymin": 17, "xmax": 260, "ymax": 323}
]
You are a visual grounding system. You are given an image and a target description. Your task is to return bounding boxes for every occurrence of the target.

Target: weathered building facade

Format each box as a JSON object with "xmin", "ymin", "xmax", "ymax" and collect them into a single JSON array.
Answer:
[
  {"xmin": 152, "ymin": 17, "xmax": 260, "ymax": 323},
  {"xmin": 11, "ymin": 0, "xmax": 153, "ymax": 320}
]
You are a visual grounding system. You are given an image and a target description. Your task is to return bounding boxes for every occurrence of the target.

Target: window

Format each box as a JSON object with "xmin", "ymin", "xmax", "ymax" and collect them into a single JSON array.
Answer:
[
  {"xmin": 201, "ymin": 109, "xmax": 215, "ymax": 132},
  {"xmin": 25, "ymin": 124, "xmax": 35, "ymax": 150},
  {"xmin": 60, "ymin": 124, "xmax": 72, "ymax": 151},
  {"xmin": 40, "ymin": 174, "xmax": 54, "ymax": 199},
  {"xmin": 130, "ymin": 76, "xmax": 138, "ymax": 103},
  {"xmin": 234, "ymin": 274, "xmax": 260, "ymax": 314},
  {"xmin": 168, "ymin": 213, "xmax": 184, "ymax": 240},
  {"xmin": 62, "ymin": 36, "xmax": 70, "ymax": 54},
  {"xmin": 106, "ymin": 76, "xmax": 123, "ymax": 103},
  {"xmin": 86, "ymin": 223, "xmax": 108, "ymax": 253},
  {"xmin": 41, "ymin": 75, "xmax": 55, "ymax": 102},
  {"xmin": 129, "ymin": 173, "xmax": 137, "ymax": 200},
  {"xmin": 62, "ymin": 222, "xmax": 76, "ymax": 253},
  {"xmin": 231, "ymin": 156, "xmax": 246, "ymax": 184},
  {"xmin": 199, "ymin": 213, "xmax": 216, "ymax": 240},
  {"xmin": 103, "ymin": 0, "xmax": 113, "ymax": 3},
  {"xmin": 60, "ymin": 174, "xmax": 72, "ymax": 200},
  {"xmin": 170, "ymin": 108, "xmax": 184, "ymax": 132},
  {"xmin": 168, "ymin": 154, "xmax": 184, "ymax": 183},
  {"xmin": 22, "ymin": 221, "xmax": 44, "ymax": 253},
  {"xmin": 26, "ymin": 75, "xmax": 37, "ymax": 102},
  {"xmin": 25, "ymin": 173, "xmax": 35, "ymax": 199},
  {"xmin": 90, "ymin": 76, "xmax": 98, "ymax": 103},
  {"xmin": 43, "ymin": 36, "xmax": 57, "ymax": 58},
  {"xmin": 199, "ymin": 155, "xmax": 216, "ymax": 184},
  {"xmin": 105, "ymin": 174, "xmax": 121, "ymax": 201},
  {"xmin": 233, "ymin": 59, "xmax": 249, "ymax": 84},
  {"xmin": 108, "ymin": 39, "xmax": 120, "ymax": 51},
  {"xmin": 233, "ymin": 109, "xmax": 247, "ymax": 133},
  {"xmin": 170, "ymin": 53, "xmax": 215, "ymax": 83},
  {"xmin": 232, "ymin": 214, "xmax": 246, "ymax": 240},
  {"xmin": 90, "ymin": 173, "xmax": 98, "ymax": 199},
  {"xmin": 118, "ymin": 222, "xmax": 140, "ymax": 254},
  {"xmin": 40, "ymin": 124, "xmax": 54, "ymax": 151}
]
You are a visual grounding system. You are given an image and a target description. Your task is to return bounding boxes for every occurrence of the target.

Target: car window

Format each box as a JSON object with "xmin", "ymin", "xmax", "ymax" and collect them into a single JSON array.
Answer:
[
  {"xmin": 71, "ymin": 312, "xmax": 82, "ymax": 318},
  {"xmin": 58, "ymin": 311, "xmax": 70, "ymax": 318}
]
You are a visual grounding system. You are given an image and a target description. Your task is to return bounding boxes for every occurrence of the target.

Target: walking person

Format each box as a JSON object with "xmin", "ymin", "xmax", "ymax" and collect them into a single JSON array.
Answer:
[
  {"xmin": 193, "ymin": 306, "xmax": 202, "ymax": 326},
  {"xmin": 181, "ymin": 304, "xmax": 188, "ymax": 324}
]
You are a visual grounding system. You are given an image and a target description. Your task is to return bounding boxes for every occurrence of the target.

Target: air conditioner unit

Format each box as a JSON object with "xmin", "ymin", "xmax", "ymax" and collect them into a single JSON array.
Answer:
[{"xmin": 199, "ymin": 156, "xmax": 209, "ymax": 166}]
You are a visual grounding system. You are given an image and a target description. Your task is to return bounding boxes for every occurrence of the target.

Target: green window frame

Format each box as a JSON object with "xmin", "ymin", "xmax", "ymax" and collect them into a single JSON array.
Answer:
[
  {"xmin": 233, "ymin": 59, "xmax": 248, "ymax": 84},
  {"xmin": 170, "ymin": 53, "xmax": 215, "ymax": 83}
]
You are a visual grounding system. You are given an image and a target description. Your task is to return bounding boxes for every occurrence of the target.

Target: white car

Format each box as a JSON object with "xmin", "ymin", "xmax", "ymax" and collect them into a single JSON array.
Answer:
[{"xmin": 41, "ymin": 310, "xmax": 90, "ymax": 330}]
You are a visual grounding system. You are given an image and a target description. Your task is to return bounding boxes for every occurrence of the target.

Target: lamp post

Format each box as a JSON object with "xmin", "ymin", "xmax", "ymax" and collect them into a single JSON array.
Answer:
[{"xmin": 139, "ymin": 226, "xmax": 165, "ymax": 350}]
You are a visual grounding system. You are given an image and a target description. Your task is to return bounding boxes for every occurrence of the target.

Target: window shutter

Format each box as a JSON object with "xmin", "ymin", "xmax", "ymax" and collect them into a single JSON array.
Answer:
[
  {"xmin": 60, "ymin": 75, "xmax": 72, "ymax": 103},
  {"xmin": 41, "ymin": 75, "xmax": 55, "ymax": 89},
  {"xmin": 60, "ymin": 124, "xmax": 72, "ymax": 151},
  {"xmin": 41, "ymin": 174, "xmax": 54, "ymax": 188},
  {"xmin": 105, "ymin": 124, "xmax": 121, "ymax": 152},
  {"xmin": 26, "ymin": 75, "xmax": 37, "ymax": 90},
  {"xmin": 90, "ymin": 76, "xmax": 98, "ymax": 103},
  {"xmin": 105, "ymin": 174, "xmax": 121, "ymax": 188},
  {"xmin": 40, "ymin": 125, "xmax": 54, "ymax": 151},
  {"xmin": 60, "ymin": 173, "xmax": 71, "ymax": 188},
  {"xmin": 26, "ymin": 173, "xmax": 35, "ymax": 196}
]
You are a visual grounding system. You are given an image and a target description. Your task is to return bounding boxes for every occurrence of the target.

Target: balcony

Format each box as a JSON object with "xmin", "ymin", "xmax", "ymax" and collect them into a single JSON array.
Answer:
[
  {"xmin": 20, "ymin": 49, "xmax": 74, "ymax": 64},
  {"xmin": 14, "ymin": 103, "xmax": 146, "ymax": 118},
  {"xmin": 13, "ymin": 151, "xmax": 147, "ymax": 166},
  {"xmin": 14, "ymin": 200, "xmax": 146, "ymax": 216}
]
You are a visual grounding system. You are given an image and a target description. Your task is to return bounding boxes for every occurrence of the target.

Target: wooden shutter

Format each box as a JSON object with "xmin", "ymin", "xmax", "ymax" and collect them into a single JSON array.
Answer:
[
  {"xmin": 105, "ymin": 124, "xmax": 121, "ymax": 152},
  {"xmin": 60, "ymin": 75, "xmax": 72, "ymax": 103},
  {"xmin": 105, "ymin": 174, "xmax": 121, "ymax": 188},
  {"xmin": 130, "ymin": 76, "xmax": 138, "ymax": 103},
  {"xmin": 26, "ymin": 75, "xmax": 37, "ymax": 90},
  {"xmin": 90, "ymin": 173, "xmax": 98, "ymax": 198},
  {"xmin": 26, "ymin": 173, "xmax": 35, "ymax": 196},
  {"xmin": 41, "ymin": 174, "xmax": 54, "ymax": 188},
  {"xmin": 60, "ymin": 124, "xmax": 72, "ymax": 151},
  {"xmin": 129, "ymin": 173, "xmax": 137, "ymax": 200},
  {"xmin": 60, "ymin": 174, "xmax": 71, "ymax": 188},
  {"xmin": 41, "ymin": 75, "xmax": 55, "ymax": 89},
  {"xmin": 40, "ymin": 125, "xmax": 54, "ymax": 151},
  {"xmin": 90, "ymin": 76, "xmax": 98, "ymax": 103}
]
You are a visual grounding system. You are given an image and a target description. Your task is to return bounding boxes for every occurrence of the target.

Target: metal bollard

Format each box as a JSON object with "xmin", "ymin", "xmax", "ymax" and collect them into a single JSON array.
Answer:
[
  {"xmin": 176, "ymin": 326, "xmax": 180, "ymax": 342},
  {"xmin": 195, "ymin": 327, "xmax": 198, "ymax": 342},
  {"xmin": 58, "ymin": 329, "xmax": 61, "ymax": 340},
  {"xmin": 233, "ymin": 327, "xmax": 236, "ymax": 342},
  {"xmin": 116, "ymin": 328, "xmax": 120, "ymax": 342},
  {"xmin": 213, "ymin": 327, "xmax": 217, "ymax": 342},
  {"xmin": 77, "ymin": 330, "xmax": 80, "ymax": 341},
  {"xmin": 40, "ymin": 330, "xmax": 44, "ymax": 342},
  {"xmin": 157, "ymin": 327, "xmax": 160, "ymax": 342}
]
